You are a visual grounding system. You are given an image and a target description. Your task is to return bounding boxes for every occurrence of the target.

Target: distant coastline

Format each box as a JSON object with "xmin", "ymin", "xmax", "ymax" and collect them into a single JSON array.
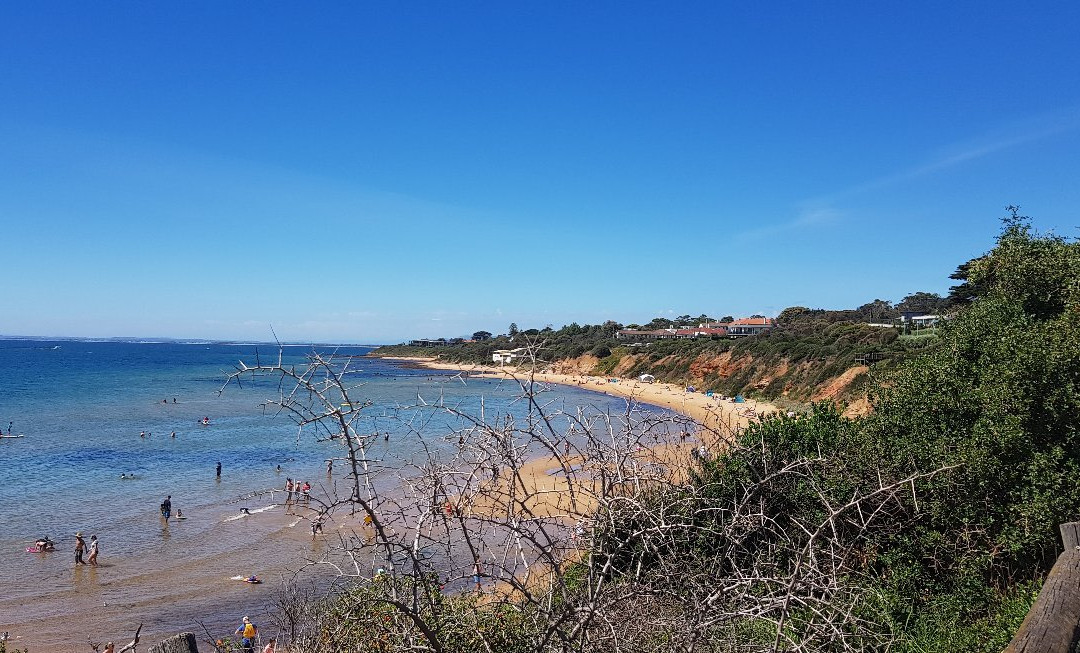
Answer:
[
  {"xmin": 0, "ymin": 334, "xmax": 383, "ymax": 347},
  {"xmin": 377, "ymin": 355, "xmax": 780, "ymax": 436}
]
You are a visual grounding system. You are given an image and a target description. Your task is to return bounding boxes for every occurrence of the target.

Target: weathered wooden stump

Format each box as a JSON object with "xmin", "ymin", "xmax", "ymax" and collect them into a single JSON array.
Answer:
[
  {"xmin": 1002, "ymin": 522, "xmax": 1080, "ymax": 653},
  {"xmin": 148, "ymin": 632, "xmax": 199, "ymax": 653},
  {"xmin": 1060, "ymin": 522, "xmax": 1080, "ymax": 551}
]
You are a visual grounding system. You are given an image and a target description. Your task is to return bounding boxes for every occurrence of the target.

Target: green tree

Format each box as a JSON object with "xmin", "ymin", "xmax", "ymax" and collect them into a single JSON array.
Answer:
[
  {"xmin": 857, "ymin": 299, "xmax": 896, "ymax": 322},
  {"xmin": 608, "ymin": 213, "xmax": 1080, "ymax": 650},
  {"xmin": 508, "ymin": 323, "xmax": 519, "ymax": 336},
  {"xmin": 947, "ymin": 258, "xmax": 984, "ymax": 306},
  {"xmin": 776, "ymin": 306, "xmax": 812, "ymax": 324},
  {"xmin": 472, "ymin": 331, "xmax": 492, "ymax": 341},
  {"xmin": 895, "ymin": 291, "xmax": 948, "ymax": 314},
  {"xmin": 860, "ymin": 215, "xmax": 1080, "ymax": 638}
]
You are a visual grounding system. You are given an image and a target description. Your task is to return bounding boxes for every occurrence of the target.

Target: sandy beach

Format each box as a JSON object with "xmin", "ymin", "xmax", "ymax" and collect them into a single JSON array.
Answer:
[{"xmin": 384, "ymin": 356, "xmax": 779, "ymax": 438}]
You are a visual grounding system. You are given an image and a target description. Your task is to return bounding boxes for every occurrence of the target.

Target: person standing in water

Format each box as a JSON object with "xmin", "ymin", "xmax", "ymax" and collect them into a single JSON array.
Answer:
[
  {"xmin": 216, "ymin": 461, "xmax": 222, "ymax": 478},
  {"xmin": 161, "ymin": 495, "xmax": 172, "ymax": 522},
  {"xmin": 88, "ymin": 535, "xmax": 99, "ymax": 566},
  {"xmin": 74, "ymin": 532, "xmax": 86, "ymax": 565}
]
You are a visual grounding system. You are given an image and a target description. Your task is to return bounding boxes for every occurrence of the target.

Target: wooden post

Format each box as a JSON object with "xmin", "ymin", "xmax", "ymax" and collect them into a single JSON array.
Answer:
[
  {"xmin": 1002, "ymin": 523, "xmax": 1080, "ymax": 653},
  {"xmin": 1059, "ymin": 522, "xmax": 1080, "ymax": 551}
]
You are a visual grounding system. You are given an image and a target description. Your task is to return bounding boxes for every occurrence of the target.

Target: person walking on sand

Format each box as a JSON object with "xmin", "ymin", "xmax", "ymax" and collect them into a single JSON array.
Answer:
[
  {"xmin": 74, "ymin": 532, "xmax": 86, "ymax": 565},
  {"xmin": 88, "ymin": 534, "xmax": 99, "ymax": 566}
]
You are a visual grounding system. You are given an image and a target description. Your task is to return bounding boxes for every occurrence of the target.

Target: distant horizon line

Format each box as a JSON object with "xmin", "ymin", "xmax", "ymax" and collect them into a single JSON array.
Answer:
[{"xmin": 0, "ymin": 334, "xmax": 387, "ymax": 348}]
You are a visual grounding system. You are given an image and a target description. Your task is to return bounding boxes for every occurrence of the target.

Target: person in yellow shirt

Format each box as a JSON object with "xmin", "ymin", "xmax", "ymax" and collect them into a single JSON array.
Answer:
[{"xmin": 234, "ymin": 616, "xmax": 257, "ymax": 653}]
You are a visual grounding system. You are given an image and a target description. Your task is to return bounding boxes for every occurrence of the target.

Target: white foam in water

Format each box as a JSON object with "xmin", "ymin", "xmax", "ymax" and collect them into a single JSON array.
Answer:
[{"xmin": 223, "ymin": 504, "xmax": 277, "ymax": 522}]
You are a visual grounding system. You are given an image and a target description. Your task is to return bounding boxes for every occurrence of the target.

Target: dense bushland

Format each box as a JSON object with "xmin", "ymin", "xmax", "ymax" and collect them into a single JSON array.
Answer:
[
  {"xmin": 287, "ymin": 214, "xmax": 1078, "ymax": 652},
  {"xmin": 375, "ymin": 311, "xmax": 934, "ymax": 405},
  {"xmin": 590, "ymin": 216, "xmax": 1080, "ymax": 651}
]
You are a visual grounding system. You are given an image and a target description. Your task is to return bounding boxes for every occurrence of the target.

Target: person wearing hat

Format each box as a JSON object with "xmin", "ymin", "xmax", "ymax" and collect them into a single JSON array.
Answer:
[
  {"xmin": 234, "ymin": 616, "xmax": 257, "ymax": 653},
  {"xmin": 74, "ymin": 532, "xmax": 86, "ymax": 565}
]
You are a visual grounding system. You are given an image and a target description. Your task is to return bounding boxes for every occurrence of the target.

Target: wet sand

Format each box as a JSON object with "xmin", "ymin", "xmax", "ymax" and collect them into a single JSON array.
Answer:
[{"xmin": 1, "ymin": 497, "xmax": 336, "ymax": 652}]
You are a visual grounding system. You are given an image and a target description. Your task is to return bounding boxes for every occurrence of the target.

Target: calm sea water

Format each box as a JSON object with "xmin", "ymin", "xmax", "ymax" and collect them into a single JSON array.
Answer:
[{"xmin": 0, "ymin": 339, "xmax": 637, "ymax": 650}]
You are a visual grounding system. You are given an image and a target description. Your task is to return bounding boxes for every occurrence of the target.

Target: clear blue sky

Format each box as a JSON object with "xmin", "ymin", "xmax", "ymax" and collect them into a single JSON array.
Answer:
[{"xmin": 2, "ymin": 2, "xmax": 1078, "ymax": 344}]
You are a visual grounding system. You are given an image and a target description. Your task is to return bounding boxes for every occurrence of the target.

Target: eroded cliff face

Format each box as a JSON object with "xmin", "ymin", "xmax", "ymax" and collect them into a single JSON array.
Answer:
[
  {"xmin": 550, "ymin": 355, "xmax": 601, "ymax": 376},
  {"xmin": 552, "ymin": 350, "xmax": 872, "ymax": 416}
]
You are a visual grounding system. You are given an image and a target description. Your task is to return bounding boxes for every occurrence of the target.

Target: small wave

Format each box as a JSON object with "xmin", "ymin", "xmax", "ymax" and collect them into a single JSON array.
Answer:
[{"xmin": 223, "ymin": 504, "xmax": 276, "ymax": 522}]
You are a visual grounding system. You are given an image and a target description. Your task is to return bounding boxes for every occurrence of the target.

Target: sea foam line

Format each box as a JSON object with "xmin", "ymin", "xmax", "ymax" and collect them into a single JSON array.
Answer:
[{"xmin": 223, "ymin": 504, "xmax": 276, "ymax": 522}]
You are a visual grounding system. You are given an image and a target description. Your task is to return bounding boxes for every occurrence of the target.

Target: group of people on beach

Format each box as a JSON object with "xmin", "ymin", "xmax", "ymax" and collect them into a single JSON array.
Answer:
[{"xmin": 284, "ymin": 478, "xmax": 311, "ymax": 502}]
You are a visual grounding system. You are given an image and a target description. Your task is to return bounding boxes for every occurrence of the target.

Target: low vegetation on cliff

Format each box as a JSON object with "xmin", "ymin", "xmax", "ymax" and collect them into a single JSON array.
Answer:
[{"xmin": 374, "ymin": 294, "xmax": 957, "ymax": 412}]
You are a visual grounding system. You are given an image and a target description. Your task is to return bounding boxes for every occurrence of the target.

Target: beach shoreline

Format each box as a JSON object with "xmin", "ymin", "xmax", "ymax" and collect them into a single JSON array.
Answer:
[
  {"xmin": 3, "ymin": 352, "xmax": 776, "ymax": 652},
  {"xmin": 378, "ymin": 356, "xmax": 779, "ymax": 436}
]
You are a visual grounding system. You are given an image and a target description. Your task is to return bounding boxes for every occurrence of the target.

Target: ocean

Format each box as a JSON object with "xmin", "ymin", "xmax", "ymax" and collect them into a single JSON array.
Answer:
[{"xmin": 0, "ymin": 339, "xmax": 638, "ymax": 651}]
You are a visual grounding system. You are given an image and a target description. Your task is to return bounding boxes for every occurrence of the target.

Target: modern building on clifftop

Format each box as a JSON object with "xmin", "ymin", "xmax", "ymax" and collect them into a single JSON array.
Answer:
[{"xmin": 725, "ymin": 317, "xmax": 775, "ymax": 337}]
